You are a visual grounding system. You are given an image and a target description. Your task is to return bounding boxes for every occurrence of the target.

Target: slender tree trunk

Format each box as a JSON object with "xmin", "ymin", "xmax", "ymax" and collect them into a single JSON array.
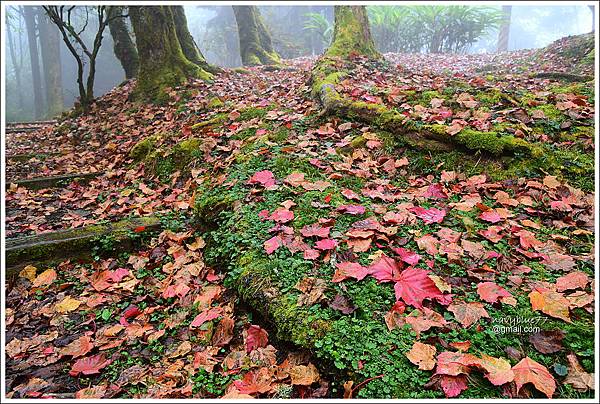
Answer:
[
  {"xmin": 232, "ymin": 5, "xmax": 280, "ymax": 66},
  {"xmin": 171, "ymin": 6, "xmax": 220, "ymax": 74},
  {"xmin": 497, "ymin": 5, "xmax": 512, "ymax": 53},
  {"xmin": 23, "ymin": 6, "xmax": 44, "ymax": 119},
  {"xmin": 107, "ymin": 6, "xmax": 139, "ymax": 79},
  {"xmin": 38, "ymin": 12, "xmax": 63, "ymax": 118},
  {"xmin": 6, "ymin": 22, "xmax": 24, "ymax": 110},
  {"xmin": 589, "ymin": 5, "xmax": 595, "ymax": 33},
  {"xmin": 326, "ymin": 6, "xmax": 379, "ymax": 59},
  {"xmin": 130, "ymin": 6, "xmax": 211, "ymax": 102}
]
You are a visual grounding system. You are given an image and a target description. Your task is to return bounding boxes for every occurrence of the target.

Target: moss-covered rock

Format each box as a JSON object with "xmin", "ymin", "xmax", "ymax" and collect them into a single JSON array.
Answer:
[{"xmin": 129, "ymin": 134, "xmax": 162, "ymax": 162}]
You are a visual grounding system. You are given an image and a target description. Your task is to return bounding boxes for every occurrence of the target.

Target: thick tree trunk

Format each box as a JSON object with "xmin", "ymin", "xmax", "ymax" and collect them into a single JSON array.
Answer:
[
  {"xmin": 130, "ymin": 6, "xmax": 212, "ymax": 102},
  {"xmin": 497, "ymin": 5, "xmax": 512, "ymax": 53},
  {"xmin": 23, "ymin": 6, "xmax": 44, "ymax": 119},
  {"xmin": 232, "ymin": 5, "xmax": 280, "ymax": 66},
  {"xmin": 171, "ymin": 6, "xmax": 220, "ymax": 74},
  {"xmin": 107, "ymin": 6, "xmax": 139, "ymax": 79},
  {"xmin": 38, "ymin": 12, "xmax": 63, "ymax": 118},
  {"xmin": 326, "ymin": 6, "xmax": 380, "ymax": 59}
]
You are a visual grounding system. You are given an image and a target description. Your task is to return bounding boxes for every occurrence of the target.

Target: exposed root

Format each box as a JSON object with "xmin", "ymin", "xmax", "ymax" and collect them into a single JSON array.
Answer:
[{"xmin": 533, "ymin": 72, "xmax": 594, "ymax": 82}]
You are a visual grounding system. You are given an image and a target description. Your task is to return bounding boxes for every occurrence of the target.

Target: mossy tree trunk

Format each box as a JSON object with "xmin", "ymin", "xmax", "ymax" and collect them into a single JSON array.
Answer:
[
  {"xmin": 232, "ymin": 6, "xmax": 281, "ymax": 66},
  {"xmin": 130, "ymin": 6, "xmax": 212, "ymax": 102},
  {"xmin": 38, "ymin": 12, "xmax": 63, "ymax": 118},
  {"xmin": 171, "ymin": 6, "xmax": 220, "ymax": 74},
  {"xmin": 326, "ymin": 6, "xmax": 380, "ymax": 59},
  {"xmin": 107, "ymin": 6, "xmax": 139, "ymax": 80}
]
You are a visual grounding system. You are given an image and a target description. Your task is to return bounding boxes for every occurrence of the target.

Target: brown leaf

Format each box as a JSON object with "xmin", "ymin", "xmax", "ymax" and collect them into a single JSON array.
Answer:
[
  {"xmin": 555, "ymin": 271, "xmax": 589, "ymax": 292},
  {"xmin": 60, "ymin": 335, "xmax": 94, "ymax": 358},
  {"xmin": 564, "ymin": 353, "xmax": 594, "ymax": 391},
  {"xmin": 295, "ymin": 277, "xmax": 327, "ymax": 306},
  {"xmin": 528, "ymin": 330, "xmax": 564, "ymax": 354},
  {"xmin": 32, "ymin": 268, "xmax": 57, "ymax": 288},
  {"xmin": 212, "ymin": 316, "xmax": 235, "ymax": 347},
  {"xmin": 290, "ymin": 364, "xmax": 320, "ymax": 385},
  {"xmin": 447, "ymin": 301, "xmax": 489, "ymax": 327},
  {"xmin": 406, "ymin": 342, "xmax": 437, "ymax": 370}
]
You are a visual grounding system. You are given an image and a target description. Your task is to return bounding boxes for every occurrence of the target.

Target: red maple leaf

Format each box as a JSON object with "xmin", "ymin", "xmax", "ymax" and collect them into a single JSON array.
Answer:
[
  {"xmin": 190, "ymin": 307, "xmax": 223, "ymax": 327},
  {"xmin": 300, "ymin": 224, "xmax": 331, "ymax": 238},
  {"xmin": 337, "ymin": 205, "xmax": 366, "ymax": 215},
  {"xmin": 315, "ymin": 238, "xmax": 338, "ymax": 250},
  {"xmin": 393, "ymin": 267, "xmax": 444, "ymax": 308},
  {"xmin": 410, "ymin": 207, "xmax": 446, "ymax": 224},
  {"xmin": 392, "ymin": 247, "xmax": 421, "ymax": 266},
  {"xmin": 332, "ymin": 262, "xmax": 369, "ymax": 282},
  {"xmin": 248, "ymin": 170, "xmax": 276, "ymax": 188},
  {"xmin": 69, "ymin": 354, "xmax": 112, "ymax": 376},
  {"xmin": 268, "ymin": 208, "xmax": 294, "ymax": 223},
  {"xmin": 246, "ymin": 325, "xmax": 269, "ymax": 353},
  {"xmin": 368, "ymin": 255, "xmax": 403, "ymax": 283}
]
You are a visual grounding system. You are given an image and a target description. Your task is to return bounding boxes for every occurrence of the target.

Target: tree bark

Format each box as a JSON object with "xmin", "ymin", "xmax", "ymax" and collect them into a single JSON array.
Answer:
[
  {"xmin": 130, "ymin": 6, "xmax": 212, "ymax": 102},
  {"xmin": 23, "ymin": 6, "xmax": 44, "ymax": 119},
  {"xmin": 232, "ymin": 5, "xmax": 280, "ymax": 66},
  {"xmin": 107, "ymin": 6, "xmax": 139, "ymax": 79},
  {"xmin": 38, "ymin": 12, "xmax": 63, "ymax": 118},
  {"xmin": 589, "ymin": 5, "xmax": 595, "ymax": 33},
  {"xmin": 326, "ymin": 6, "xmax": 380, "ymax": 59},
  {"xmin": 496, "ymin": 5, "xmax": 512, "ymax": 53},
  {"xmin": 171, "ymin": 6, "xmax": 220, "ymax": 74}
]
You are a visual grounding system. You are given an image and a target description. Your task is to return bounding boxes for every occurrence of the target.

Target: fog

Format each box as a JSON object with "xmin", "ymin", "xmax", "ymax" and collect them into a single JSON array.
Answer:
[{"xmin": 3, "ymin": 4, "xmax": 595, "ymax": 122}]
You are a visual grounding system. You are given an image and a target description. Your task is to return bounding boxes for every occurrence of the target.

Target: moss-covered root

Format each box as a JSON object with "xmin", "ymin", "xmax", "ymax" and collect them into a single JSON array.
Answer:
[
  {"xmin": 232, "ymin": 6, "xmax": 281, "ymax": 66},
  {"xmin": 235, "ymin": 253, "xmax": 331, "ymax": 347},
  {"xmin": 310, "ymin": 57, "xmax": 533, "ymax": 156}
]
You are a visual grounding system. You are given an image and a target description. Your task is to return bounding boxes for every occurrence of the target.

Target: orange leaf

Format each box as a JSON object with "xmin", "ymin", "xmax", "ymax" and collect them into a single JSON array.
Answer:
[
  {"xmin": 529, "ymin": 287, "xmax": 572, "ymax": 323},
  {"xmin": 512, "ymin": 357, "xmax": 555, "ymax": 398},
  {"xmin": 406, "ymin": 342, "xmax": 437, "ymax": 370}
]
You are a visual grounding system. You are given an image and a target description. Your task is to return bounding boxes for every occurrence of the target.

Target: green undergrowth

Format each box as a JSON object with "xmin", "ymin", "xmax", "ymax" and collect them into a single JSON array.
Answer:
[{"xmin": 187, "ymin": 126, "xmax": 593, "ymax": 397}]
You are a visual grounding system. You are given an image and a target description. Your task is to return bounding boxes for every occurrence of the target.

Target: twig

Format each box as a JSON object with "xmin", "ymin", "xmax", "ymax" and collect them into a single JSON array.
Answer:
[{"xmin": 349, "ymin": 374, "xmax": 385, "ymax": 398}]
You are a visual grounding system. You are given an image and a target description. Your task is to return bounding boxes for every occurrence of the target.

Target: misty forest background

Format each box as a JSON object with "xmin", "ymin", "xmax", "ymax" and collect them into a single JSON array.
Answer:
[{"xmin": 4, "ymin": 4, "xmax": 595, "ymax": 122}]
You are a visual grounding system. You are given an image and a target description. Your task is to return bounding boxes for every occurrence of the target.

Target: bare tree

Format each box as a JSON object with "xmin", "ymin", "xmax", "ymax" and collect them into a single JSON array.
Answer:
[
  {"xmin": 496, "ymin": 5, "xmax": 512, "ymax": 52},
  {"xmin": 42, "ymin": 6, "xmax": 115, "ymax": 113}
]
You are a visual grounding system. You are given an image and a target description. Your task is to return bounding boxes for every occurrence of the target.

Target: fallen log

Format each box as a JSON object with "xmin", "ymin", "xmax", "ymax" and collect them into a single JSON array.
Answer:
[
  {"xmin": 6, "ymin": 172, "xmax": 103, "ymax": 190},
  {"xmin": 4, "ymin": 216, "xmax": 162, "ymax": 279},
  {"xmin": 6, "ymin": 152, "xmax": 61, "ymax": 162}
]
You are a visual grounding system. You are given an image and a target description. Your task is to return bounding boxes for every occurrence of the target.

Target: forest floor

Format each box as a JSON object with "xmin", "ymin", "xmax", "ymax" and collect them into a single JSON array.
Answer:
[{"xmin": 4, "ymin": 34, "xmax": 596, "ymax": 399}]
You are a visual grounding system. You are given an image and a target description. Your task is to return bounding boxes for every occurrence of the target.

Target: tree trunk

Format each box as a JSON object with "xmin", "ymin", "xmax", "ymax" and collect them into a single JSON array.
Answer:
[
  {"xmin": 129, "ymin": 6, "xmax": 212, "ymax": 102},
  {"xmin": 107, "ymin": 6, "xmax": 139, "ymax": 79},
  {"xmin": 589, "ymin": 5, "xmax": 595, "ymax": 33},
  {"xmin": 38, "ymin": 12, "xmax": 63, "ymax": 118},
  {"xmin": 326, "ymin": 6, "xmax": 380, "ymax": 59},
  {"xmin": 171, "ymin": 6, "xmax": 220, "ymax": 74},
  {"xmin": 497, "ymin": 5, "xmax": 512, "ymax": 53},
  {"xmin": 6, "ymin": 19, "xmax": 24, "ymax": 110},
  {"xmin": 23, "ymin": 6, "xmax": 44, "ymax": 119},
  {"xmin": 232, "ymin": 5, "xmax": 280, "ymax": 66}
]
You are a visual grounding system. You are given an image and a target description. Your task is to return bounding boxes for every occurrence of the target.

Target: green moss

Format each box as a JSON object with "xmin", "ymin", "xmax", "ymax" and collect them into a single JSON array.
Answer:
[
  {"xmin": 530, "ymin": 104, "xmax": 563, "ymax": 120},
  {"xmin": 419, "ymin": 90, "xmax": 443, "ymax": 105},
  {"xmin": 427, "ymin": 125, "xmax": 531, "ymax": 156},
  {"xmin": 232, "ymin": 67, "xmax": 251, "ymax": 74},
  {"xmin": 129, "ymin": 134, "xmax": 161, "ymax": 162},
  {"xmin": 207, "ymin": 97, "xmax": 224, "ymax": 109},
  {"xmin": 325, "ymin": 6, "xmax": 380, "ymax": 59}
]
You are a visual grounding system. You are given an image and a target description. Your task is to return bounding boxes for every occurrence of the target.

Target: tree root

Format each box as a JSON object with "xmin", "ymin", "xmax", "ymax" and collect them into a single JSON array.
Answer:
[
  {"xmin": 310, "ymin": 57, "xmax": 533, "ymax": 156},
  {"xmin": 533, "ymin": 72, "xmax": 593, "ymax": 82}
]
